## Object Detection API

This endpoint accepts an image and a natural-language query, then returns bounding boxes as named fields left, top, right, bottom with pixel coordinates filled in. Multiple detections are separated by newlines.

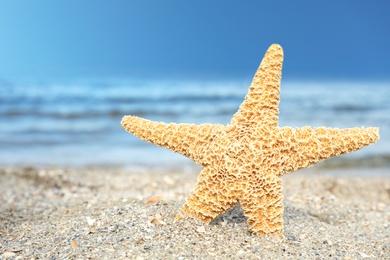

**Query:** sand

left=0, top=166, right=389, bottom=259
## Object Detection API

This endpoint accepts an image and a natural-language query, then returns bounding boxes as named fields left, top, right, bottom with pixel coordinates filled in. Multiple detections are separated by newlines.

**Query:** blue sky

left=0, top=1, right=389, bottom=81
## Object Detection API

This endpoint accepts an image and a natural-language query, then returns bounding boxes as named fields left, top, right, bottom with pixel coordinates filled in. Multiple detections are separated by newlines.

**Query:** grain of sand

left=0, top=166, right=389, bottom=259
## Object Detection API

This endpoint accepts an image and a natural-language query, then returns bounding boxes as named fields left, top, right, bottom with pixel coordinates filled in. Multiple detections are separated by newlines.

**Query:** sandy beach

left=0, top=166, right=389, bottom=259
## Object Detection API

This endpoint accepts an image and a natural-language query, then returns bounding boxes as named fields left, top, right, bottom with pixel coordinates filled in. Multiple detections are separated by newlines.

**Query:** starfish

left=121, top=44, right=379, bottom=235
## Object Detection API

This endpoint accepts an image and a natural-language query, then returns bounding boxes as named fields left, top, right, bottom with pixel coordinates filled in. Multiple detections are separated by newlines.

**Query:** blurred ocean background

left=0, top=2, right=389, bottom=171
left=1, top=79, right=389, bottom=170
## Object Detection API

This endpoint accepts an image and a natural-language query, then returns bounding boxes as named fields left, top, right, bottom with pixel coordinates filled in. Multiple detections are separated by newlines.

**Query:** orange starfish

left=121, top=44, right=379, bottom=235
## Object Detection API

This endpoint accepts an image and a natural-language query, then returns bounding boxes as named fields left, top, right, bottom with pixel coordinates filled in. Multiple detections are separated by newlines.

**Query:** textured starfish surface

left=121, top=44, right=379, bottom=235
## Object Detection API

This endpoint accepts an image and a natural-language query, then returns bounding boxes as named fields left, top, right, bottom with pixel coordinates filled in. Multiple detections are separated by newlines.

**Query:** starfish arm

left=278, top=126, right=380, bottom=176
left=230, top=44, right=283, bottom=129
left=121, top=115, right=222, bottom=164
left=178, top=167, right=237, bottom=223
left=240, top=175, right=284, bottom=235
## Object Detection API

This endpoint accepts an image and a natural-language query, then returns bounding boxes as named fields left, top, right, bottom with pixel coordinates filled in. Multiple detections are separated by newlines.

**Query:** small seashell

left=145, top=195, right=164, bottom=204
left=86, top=216, right=96, bottom=226
left=88, top=229, right=99, bottom=234
left=163, top=176, right=175, bottom=185
left=237, top=250, right=245, bottom=255
left=149, top=213, right=167, bottom=226
left=196, top=226, right=206, bottom=233
left=150, top=217, right=167, bottom=226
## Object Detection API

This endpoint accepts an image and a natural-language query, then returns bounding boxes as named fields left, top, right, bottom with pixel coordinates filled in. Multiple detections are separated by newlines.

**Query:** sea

left=1, top=78, right=389, bottom=171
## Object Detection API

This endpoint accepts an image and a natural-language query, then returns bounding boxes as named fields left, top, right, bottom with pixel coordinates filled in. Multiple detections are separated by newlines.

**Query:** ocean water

left=0, top=79, right=389, bottom=170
